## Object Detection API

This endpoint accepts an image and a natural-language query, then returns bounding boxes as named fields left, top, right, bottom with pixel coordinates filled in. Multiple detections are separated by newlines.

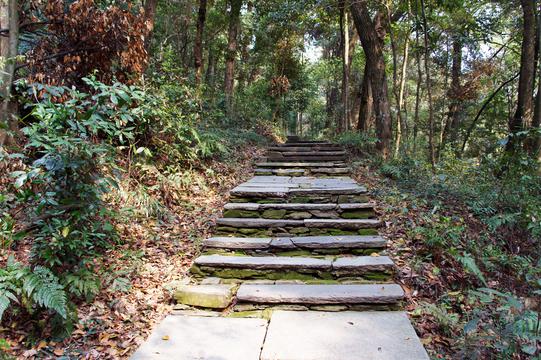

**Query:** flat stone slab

left=131, top=315, right=267, bottom=360
left=255, top=162, right=346, bottom=168
left=260, top=311, right=429, bottom=360
left=202, top=235, right=386, bottom=251
left=195, top=254, right=332, bottom=270
left=204, top=237, right=272, bottom=249
left=291, top=235, right=386, bottom=249
left=304, top=218, right=381, bottom=229
left=333, top=256, right=395, bottom=272
left=237, top=284, right=404, bottom=304
left=217, top=218, right=304, bottom=228
left=216, top=218, right=380, bottom=229
left=194, top=254, right=394, bottom=273
left=174, top=284, right=235, bottom=309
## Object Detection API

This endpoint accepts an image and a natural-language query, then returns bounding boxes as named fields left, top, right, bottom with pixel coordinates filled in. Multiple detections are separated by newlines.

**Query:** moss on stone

left=285, top=211, right=312, bottom=219
left=340, top=210, right=375, bottom=219
left=351, top=248, right=382, bottom=255
left=223, top=209, right=260, bottom=218
left=262, top=209, right=287, bottom=219
left=358, top=229, right=378, bottom=235
left=290, top=227, right=310, bottom=234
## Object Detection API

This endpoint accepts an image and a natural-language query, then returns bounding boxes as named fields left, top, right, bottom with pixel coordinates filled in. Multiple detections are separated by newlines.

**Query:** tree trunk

left=0, top=0, right=19, bottom=147
left=442, top=36, right=463, bottom=151
left=357, top=62, right=373, bottom=132
left=350, top=2, right=393, bottom=158
left=420, top=0, right=436, bottom=169
left=224, top=0, right=242, bottom=116
left=143, top=0, right=158, bottom=50
left=528, top=1, right=541, bottom=158
left=388, top=4, right=410, bottom=157
left=339, top=0, right=350, bottom=133
left=194, top=0, right=208, bottom=86
left=507, top=0, right=536, bottom=152
left=205, top=44, right=217, bottom=90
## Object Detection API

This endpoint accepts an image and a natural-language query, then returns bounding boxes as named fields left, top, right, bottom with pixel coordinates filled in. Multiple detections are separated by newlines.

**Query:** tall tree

left=507, top=0, right=536, bottom=152
left=194, top=0, right=208, bottom=86
left=339, top=0, right=349, bottom=133
left=224, top=0, right=242, bottom=116
left=420, top=0, right=436, bottom=169
left=0, top=0, right=19, bottom=146
left=350, top=1, right=393, bottom=158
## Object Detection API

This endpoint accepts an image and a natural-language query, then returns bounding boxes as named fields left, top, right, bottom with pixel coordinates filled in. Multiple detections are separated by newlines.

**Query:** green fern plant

left=0, top=258, right=67, bottom=321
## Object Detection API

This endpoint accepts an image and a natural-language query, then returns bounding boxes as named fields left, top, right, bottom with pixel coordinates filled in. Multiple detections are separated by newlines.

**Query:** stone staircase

left=132, top=138, right=428, bottom=360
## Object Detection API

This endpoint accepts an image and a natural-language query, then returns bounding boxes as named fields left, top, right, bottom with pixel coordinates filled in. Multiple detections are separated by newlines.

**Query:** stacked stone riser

left=191, top=265, right=393, bottom=282
left=255, top=168, right=350, bottom=176
left=229, top=194, right=369, bottom=204
left=223, top=207, right=375, bottom=220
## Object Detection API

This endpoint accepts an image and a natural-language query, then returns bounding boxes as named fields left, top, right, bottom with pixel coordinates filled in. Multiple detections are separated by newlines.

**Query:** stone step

left=191, top=254, right=395, bottom=280
left=223, top=202, right=376, bottom=220
left=229, top=177, right=366, bottom=204
left=255, top=167, right=350, bottom=176
left=255, top=161, right=346, bottom=168
left=236, top=283, right=404, bottom=305
left=215, top=218, right=381, bottom=237
left=266, top=156, right=347, bottom=162
left=203, top=235, right=386, bottom=255
left=268, top=150, right=346, bottom=156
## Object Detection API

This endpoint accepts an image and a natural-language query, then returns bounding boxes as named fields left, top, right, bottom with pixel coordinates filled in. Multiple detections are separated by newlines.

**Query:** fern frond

left=23, top=266, right=68, bottom=319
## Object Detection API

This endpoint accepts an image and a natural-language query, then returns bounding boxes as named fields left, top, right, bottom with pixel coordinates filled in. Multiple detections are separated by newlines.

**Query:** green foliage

left=0, top=258, right=68, bottom=321
left=335, top=131, right=378, bottom=154
left=466, top=288, right=541, bottom=357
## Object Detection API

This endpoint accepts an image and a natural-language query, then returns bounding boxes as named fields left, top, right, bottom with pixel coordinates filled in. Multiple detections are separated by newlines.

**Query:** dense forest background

left=0, top=0, right=540, bottom=358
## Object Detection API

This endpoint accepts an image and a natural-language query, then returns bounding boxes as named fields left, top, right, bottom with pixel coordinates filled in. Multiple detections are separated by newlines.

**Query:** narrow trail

left=132, top=137, right=429, bottom=359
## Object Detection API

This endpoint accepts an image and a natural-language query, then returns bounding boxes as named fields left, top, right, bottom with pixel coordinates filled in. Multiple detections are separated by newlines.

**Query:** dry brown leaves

left=2, top=146, right=264, bottom=359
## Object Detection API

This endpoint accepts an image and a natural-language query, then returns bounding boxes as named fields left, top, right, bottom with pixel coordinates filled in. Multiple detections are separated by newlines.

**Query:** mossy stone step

left=203, top=235, right=386, bottom=252
left=255, top=162, right=346, bottom=168
left=192, top=254, right=395, bottom=280
left=223, top=202, right=375, bottom=220
left=236, top=283, right=404, bottom=304
left=255, top=168, right=350, bottom=176
left=216, top=218, right=381, bottom=229
left=174, top=284, right=236, bottom=309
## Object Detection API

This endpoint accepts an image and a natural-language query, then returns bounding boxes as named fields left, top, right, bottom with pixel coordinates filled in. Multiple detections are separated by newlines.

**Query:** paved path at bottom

left=132, top=310, right=428, bottom=360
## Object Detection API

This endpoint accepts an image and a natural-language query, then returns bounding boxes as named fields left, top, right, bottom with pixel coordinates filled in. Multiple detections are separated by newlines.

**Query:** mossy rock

left=290, top=227, right=310, bottom=234
left=285, top=211, right=312, bottom=219
left=351, top=248, right=382, bottom=255
left=340, top=210, right=375, bottom=219
left=262, top=209, right=287, bottom=219
left=223, top=209, right=261, bottom=218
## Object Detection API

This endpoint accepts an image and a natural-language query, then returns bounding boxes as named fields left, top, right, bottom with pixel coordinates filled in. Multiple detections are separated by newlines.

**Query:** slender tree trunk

left=420, top=0, right=436, bottom=169
left=194, top=0, right=207, bottom=86
left=0, top=0, right=18, bottom=147
left=205, top=44, right=217, bottom=90
left=529, top=1, right=541, bottom=158
left=357, top=62, right=373, bottom=132
left=348, top=29, right=359, bottom=128
left=388, top=4, right=410, bottom=157
left=507, top=0, right=536, bottom=152
left=339, top=0, right=350, bottom=133
left=350, top=1, right=393, bottom=158
left=442, top=36, right=463, bottom=151
left=224, top=0, right=242, bottom=117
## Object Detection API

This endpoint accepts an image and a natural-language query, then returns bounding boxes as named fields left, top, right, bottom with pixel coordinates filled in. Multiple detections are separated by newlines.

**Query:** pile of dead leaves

left=1, top=146, right=264, bottom=358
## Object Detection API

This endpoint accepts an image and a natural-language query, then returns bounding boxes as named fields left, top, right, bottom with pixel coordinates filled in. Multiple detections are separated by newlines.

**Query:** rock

left=217, top=218, right=303, bottom=228
left=174, top=284, right=236, bottom=309
left=194, top=254, right=332, bottom=271
left=262, top=209, right=287, bottom=219
left=332, top=256, right=395, bottom=272
left=269, top=237, right=296, bottom=249
left=200, top=277, right=222, bottom=285
left=223, top=209, right=260, bottom=218
left=203, top=237, right=271, bottom=250
left=236, top=284, right=404, bottom=304
left=290, top=235, right=386, bottom=249
left=260, top=311, right=429, bottom=360
left=304, top=219, right=382, bottom=229
left=285, top=211, right=312, bottom=219
left=309, top=210, right=340, bottom=219
left=340, top=210, right=375, bottom=219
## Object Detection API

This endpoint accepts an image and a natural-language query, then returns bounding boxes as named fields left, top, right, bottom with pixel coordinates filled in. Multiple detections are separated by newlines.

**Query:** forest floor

left=1, top=146, right=264, bottom=359
left=3, top=147, right=512, bottom=359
